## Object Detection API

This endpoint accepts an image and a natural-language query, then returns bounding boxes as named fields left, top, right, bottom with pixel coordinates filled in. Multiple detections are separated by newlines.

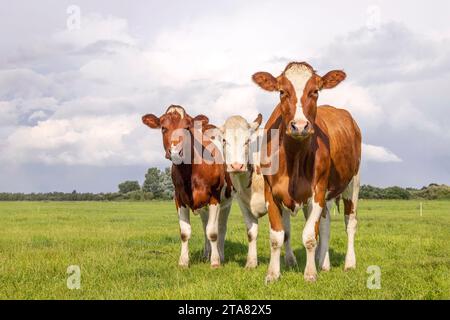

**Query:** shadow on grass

left=190, top=240, right=270, bottom=267
left=292, top=247, right=346, bottom=273
left=224, top=240, right=270, bottom=267
left=174, top=235, right=347, bottom=271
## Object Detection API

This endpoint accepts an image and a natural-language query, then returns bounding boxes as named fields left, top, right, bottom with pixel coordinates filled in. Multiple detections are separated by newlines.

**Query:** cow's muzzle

left=288, top=120, right=313, bottom=139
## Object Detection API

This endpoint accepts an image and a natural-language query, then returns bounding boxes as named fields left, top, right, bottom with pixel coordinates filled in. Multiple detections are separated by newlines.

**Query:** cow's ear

left=252, top=72, right=278, bottom=92
left=142, top=114, right=160, bottom=128
left=250, top=113, right=263, bottom=131
left=320, top=70, right=346, bottom=89
left=193, top=114, right=209, bottom=125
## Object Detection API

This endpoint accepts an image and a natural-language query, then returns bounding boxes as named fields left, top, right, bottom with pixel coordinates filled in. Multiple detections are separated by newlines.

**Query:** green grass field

left=0, top=200, right=449, bottom=300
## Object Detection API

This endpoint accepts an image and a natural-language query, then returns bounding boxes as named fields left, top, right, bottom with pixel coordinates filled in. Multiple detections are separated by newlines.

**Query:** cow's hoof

left=178, top=261, right=189, bottom=268
left=344, top=256, right=356, bottom=271
left=211, top=262, right=221, bottom=269
left=320, top=256, right=331, bottom=271
left=265, top=272, right=280, bottom=285
left=245, top=259, right=258, bottom=269
left=285, top=254, right=298, bottom=268
left=304, top=272, right=317, bottom=282
left=344, top=264, right=356, bottom=271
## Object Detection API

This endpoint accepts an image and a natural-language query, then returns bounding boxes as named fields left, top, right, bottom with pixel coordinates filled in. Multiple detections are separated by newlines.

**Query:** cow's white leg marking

left=244, top=209, right=259, bottom=268
left=266, top=228, right=284, bottom=284
left=235, top=195, right=259, bottom=268
left=246, top=221, right=258, bottom=268
left=343, top=172, right=360, bottom=271
left=282, top=209, right=297, bottom=267
left=316, top=200, right=332, bottom=271
left=178, top=206, right=191, bottom=267
left=207, top=203, right=221, bottom=268
left=302, top=198, right=323, bottom=282
left=344, top=212, right=357, bottom=270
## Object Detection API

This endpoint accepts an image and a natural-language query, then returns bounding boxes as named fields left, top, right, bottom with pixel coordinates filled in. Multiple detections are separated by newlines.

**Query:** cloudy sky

left=1, top=0, right=449, bottom=192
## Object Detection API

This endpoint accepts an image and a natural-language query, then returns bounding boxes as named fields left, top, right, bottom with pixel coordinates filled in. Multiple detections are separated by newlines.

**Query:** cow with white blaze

left=252, top=62, right=362, bottom=283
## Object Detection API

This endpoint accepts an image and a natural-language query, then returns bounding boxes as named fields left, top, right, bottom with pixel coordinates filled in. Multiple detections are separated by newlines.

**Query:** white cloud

left=317, top=22, right=450, bottom=85
left=0, top=101, right=18, bottom=126
left=362, top=143, right=402, bottom=163
left=2, top=114, right=158, bottom=166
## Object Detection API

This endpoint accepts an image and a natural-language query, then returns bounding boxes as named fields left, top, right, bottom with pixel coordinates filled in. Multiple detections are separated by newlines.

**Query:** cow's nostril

left=290, top=121, right=298, bottom=132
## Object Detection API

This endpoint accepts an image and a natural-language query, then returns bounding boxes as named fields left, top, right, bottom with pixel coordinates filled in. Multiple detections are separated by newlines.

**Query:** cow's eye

left=280, top=90, right=285, bottom=97
left=310, top=90, right=319, bottom=98
left=161, top=127, right=168, bottom=133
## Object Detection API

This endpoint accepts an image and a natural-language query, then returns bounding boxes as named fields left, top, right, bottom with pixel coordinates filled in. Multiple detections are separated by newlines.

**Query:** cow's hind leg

left=282, top=209, right=297, bottom=268
left=342, top=172, right=360, bottom=271
left=199, top=208, right=211, bottom=261
left=316, top=200, right=332, bottom=271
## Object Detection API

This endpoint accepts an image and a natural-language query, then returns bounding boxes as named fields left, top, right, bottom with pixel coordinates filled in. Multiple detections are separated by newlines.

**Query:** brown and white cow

left=142, top=105, right=233, bottom=268
left=252, top=62, right=362, bottom=282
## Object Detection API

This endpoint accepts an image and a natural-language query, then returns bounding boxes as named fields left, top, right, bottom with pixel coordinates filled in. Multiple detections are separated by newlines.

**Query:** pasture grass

left=0, top=200, right=449, bottom=300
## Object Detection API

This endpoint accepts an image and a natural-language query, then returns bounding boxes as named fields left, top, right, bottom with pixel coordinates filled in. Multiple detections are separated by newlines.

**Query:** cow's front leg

left=178, top=205, right=191, bottom=268
left=206, top=202, right=221, bottom=268
left=237, top=198, right=259, bottom=268
left=302, top=192, right=325, bottom=282
left=265, top=185, right=284, bottom=284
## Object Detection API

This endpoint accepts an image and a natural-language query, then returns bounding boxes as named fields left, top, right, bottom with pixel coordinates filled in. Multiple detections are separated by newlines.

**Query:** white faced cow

left=219, top=115, right=297, bottom=268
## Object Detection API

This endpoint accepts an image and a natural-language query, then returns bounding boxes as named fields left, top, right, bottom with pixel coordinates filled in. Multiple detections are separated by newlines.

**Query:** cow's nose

left=289, top=120, right=310, bottom=135
left=231, top=163, right=245, bottom=171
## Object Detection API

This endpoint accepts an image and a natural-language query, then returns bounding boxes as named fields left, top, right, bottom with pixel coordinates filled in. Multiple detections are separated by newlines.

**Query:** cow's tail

left=335, top=196, right=341, bottom=214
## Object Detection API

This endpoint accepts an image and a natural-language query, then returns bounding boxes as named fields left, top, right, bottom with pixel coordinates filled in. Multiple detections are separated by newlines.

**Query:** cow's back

left=316, top=105, right=361, bottom=198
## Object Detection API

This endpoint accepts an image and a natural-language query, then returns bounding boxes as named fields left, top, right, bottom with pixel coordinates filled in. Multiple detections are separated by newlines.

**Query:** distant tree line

left=359, top=184, right=450, bottom=200
left=0, top=170, right=448, bottom=201
left=0, top=167, right=174, bottom=201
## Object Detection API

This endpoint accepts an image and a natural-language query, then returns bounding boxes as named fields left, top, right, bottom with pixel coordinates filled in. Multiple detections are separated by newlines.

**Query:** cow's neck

left=282, top=132, right=313, bottom=180
left=172, top=163, right=192, bottom=189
